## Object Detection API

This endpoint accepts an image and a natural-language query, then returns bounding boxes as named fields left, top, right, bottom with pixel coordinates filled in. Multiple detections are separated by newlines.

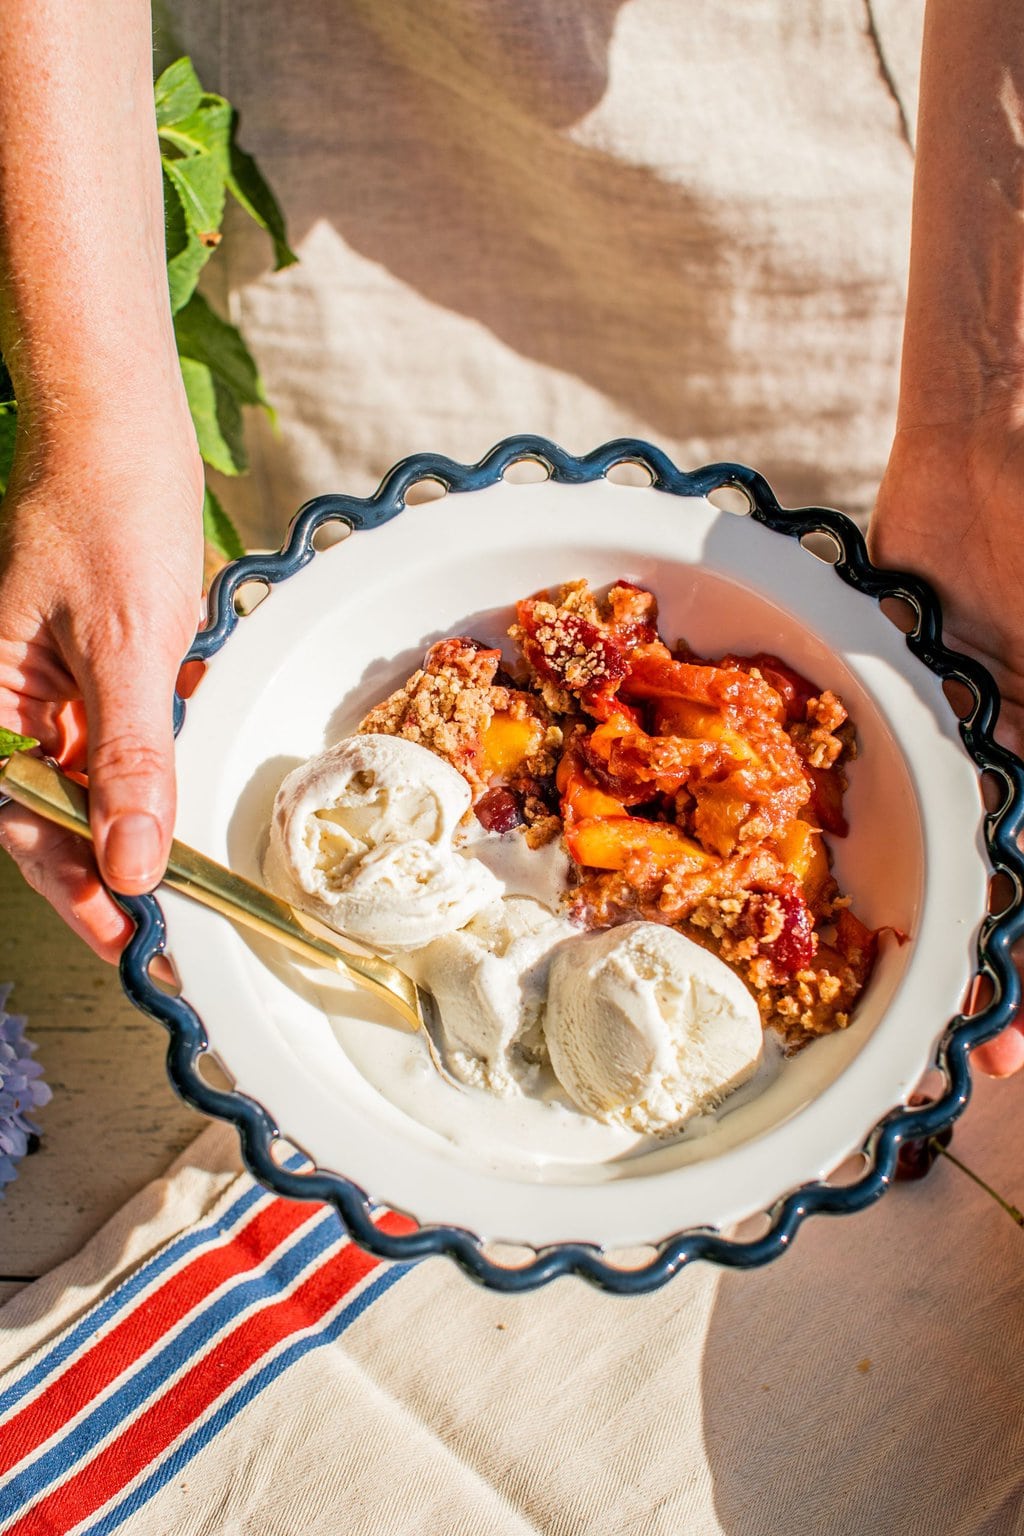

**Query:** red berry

left=747, top=886, right=816, bottom=975
left=517, top=600, right=628, bottom=704
left=771, top=892, right=817, bottom=973
left=894, top=1095, right=953, bottom=1182
left=474, top=787, right=523, bottom=834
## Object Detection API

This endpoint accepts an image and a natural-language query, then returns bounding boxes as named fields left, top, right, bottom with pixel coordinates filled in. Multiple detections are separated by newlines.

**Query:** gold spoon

left=0, top=752, right=460, bottom=1087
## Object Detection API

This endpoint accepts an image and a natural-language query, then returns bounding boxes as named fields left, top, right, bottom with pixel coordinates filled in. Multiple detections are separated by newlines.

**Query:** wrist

left=7, top=318, right=184, bottom=422
left=888, top=406, right=1024, bottom=466
left=895, top=330, right=1024, bottom=438
left=876, top=416, right=1024, bottom=564
left=5, top=393, right=203, bottom=510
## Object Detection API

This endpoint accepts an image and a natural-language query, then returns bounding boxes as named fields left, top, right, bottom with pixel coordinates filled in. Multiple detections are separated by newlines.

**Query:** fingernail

left=103, top=813, right=164, bottom=890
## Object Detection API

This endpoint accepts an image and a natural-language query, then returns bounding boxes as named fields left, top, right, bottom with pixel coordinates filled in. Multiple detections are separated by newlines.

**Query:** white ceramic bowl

left=166, top=472, right=987, bottom=1252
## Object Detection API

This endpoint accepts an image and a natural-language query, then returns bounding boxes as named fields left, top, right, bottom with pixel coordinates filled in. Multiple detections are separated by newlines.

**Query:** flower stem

left=932, top=1140, right=1024, bottom=1228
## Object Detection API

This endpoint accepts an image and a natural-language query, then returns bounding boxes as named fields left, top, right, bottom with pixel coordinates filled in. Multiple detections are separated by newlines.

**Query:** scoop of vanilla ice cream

left=544, top=922, right=762, bottom=1134
left=263, top=734, right=499, bottom=949
left=409, top=897, right=577, bottom=1095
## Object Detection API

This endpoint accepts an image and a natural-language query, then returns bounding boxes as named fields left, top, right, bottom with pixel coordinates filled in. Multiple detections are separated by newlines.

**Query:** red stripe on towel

left=0, top=1196, right=317, bottom=1475
left=4, top=1210, right=413, bottom=1536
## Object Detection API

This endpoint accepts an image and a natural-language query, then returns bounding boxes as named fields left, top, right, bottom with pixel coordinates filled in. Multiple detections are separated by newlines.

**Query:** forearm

left=898, top=0, right=1024, bottom=431
left=0, top=0, right=184, bottom=447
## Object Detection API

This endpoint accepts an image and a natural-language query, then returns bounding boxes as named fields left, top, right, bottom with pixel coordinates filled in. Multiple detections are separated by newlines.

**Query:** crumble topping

left=790, top=690, right=849, bottom=769
left=358, top=579, right=881, bottom=1046
left=358, top=638, right=504, bottom=800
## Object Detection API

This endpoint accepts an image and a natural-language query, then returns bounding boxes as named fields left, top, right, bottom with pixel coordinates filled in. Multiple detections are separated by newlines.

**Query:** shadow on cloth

left=156, top=0, right=910, bottom=526
left=700, top=1074, right=1024, bottom=1535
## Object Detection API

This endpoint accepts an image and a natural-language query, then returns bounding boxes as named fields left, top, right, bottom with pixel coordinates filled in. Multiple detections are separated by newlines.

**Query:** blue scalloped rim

left=120, top=435, right=1024, bottom=1293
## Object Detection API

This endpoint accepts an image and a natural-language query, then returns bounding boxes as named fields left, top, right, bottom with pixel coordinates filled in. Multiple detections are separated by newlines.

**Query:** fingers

left=0, top=686, right=68, bottom=752
left=0, top=804, right=134, bottom=963
left=77, top=641, right=181, bottom=896
left=972, top=1019, right=1024, bottom=1078
left=54, top=697, right=89, bottom=771
left=971, top=939, right=1024, bottom=1077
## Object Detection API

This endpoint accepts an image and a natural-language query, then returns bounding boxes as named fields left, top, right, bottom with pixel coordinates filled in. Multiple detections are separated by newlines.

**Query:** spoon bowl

left=0, top=752, right=463, bottom=1089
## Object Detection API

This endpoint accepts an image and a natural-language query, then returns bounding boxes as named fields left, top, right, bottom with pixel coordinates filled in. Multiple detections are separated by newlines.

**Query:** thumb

left=80, top=644, right=180, bottom=896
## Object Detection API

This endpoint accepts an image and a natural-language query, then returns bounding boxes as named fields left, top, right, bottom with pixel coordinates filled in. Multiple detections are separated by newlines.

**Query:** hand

left=0, top=416, right=204, bottom=961
left=871, top=418, right=1024, bottom=1076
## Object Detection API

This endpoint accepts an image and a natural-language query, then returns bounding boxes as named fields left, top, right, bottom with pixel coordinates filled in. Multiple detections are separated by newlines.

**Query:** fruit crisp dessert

left=357, top=577, right=882, bottom=1050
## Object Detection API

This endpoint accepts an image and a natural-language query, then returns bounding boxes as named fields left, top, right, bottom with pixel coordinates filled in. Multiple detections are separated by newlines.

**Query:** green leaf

left=154, top=57, right=291, bottom=485
left=202, top=484, right=246, bottom=562
left=0, top=728, right=39, bottom=756
left=154, top=57, right=202, bottom=128
left=166, top=228, right=211, bottom=315
left=159, top=93, right=232, bottom=171
left=226, top=112, right=298, bottom=270
left=163, top=152, right=226, bottom=240
left=163, top=171, right=213, bottom=313
left=180, top=356, right=247, bottom=476
left=174, top=292, right=270, bottom=411
left=0, top=404, right=16, bottom=496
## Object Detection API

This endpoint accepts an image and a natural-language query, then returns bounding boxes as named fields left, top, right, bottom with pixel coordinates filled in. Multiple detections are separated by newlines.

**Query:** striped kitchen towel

left=3, top=1075, right=1024, bottom=1536
left=0, top=1132, right=415, bottom=1535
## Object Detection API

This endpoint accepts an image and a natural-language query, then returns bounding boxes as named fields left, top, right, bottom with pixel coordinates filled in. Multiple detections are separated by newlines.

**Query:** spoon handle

left=0, top=752, right=424, bottom=1033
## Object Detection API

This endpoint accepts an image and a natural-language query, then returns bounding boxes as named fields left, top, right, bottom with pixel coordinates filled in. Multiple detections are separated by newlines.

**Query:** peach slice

left=480, top=710, right=545, bottom=782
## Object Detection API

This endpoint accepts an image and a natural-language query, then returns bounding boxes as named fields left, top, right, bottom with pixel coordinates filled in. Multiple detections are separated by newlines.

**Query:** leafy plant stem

left=933, top=1140, right=1024, bottom=1228
left=0, top=56, right=295, bottom=556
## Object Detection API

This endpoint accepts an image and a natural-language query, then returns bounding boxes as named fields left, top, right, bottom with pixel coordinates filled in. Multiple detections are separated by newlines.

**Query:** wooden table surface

left=0, top=855, right=202, bottom=1305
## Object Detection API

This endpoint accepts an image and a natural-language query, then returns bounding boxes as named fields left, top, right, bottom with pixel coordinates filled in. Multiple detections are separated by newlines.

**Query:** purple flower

left=0, top=985, right=50, bottom=1193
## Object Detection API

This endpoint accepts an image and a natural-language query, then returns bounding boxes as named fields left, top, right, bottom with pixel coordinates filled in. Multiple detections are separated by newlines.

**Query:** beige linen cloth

left=0, top=1071, right=1022, bottom=1536
left=154, top=0, right=925, bottom=543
